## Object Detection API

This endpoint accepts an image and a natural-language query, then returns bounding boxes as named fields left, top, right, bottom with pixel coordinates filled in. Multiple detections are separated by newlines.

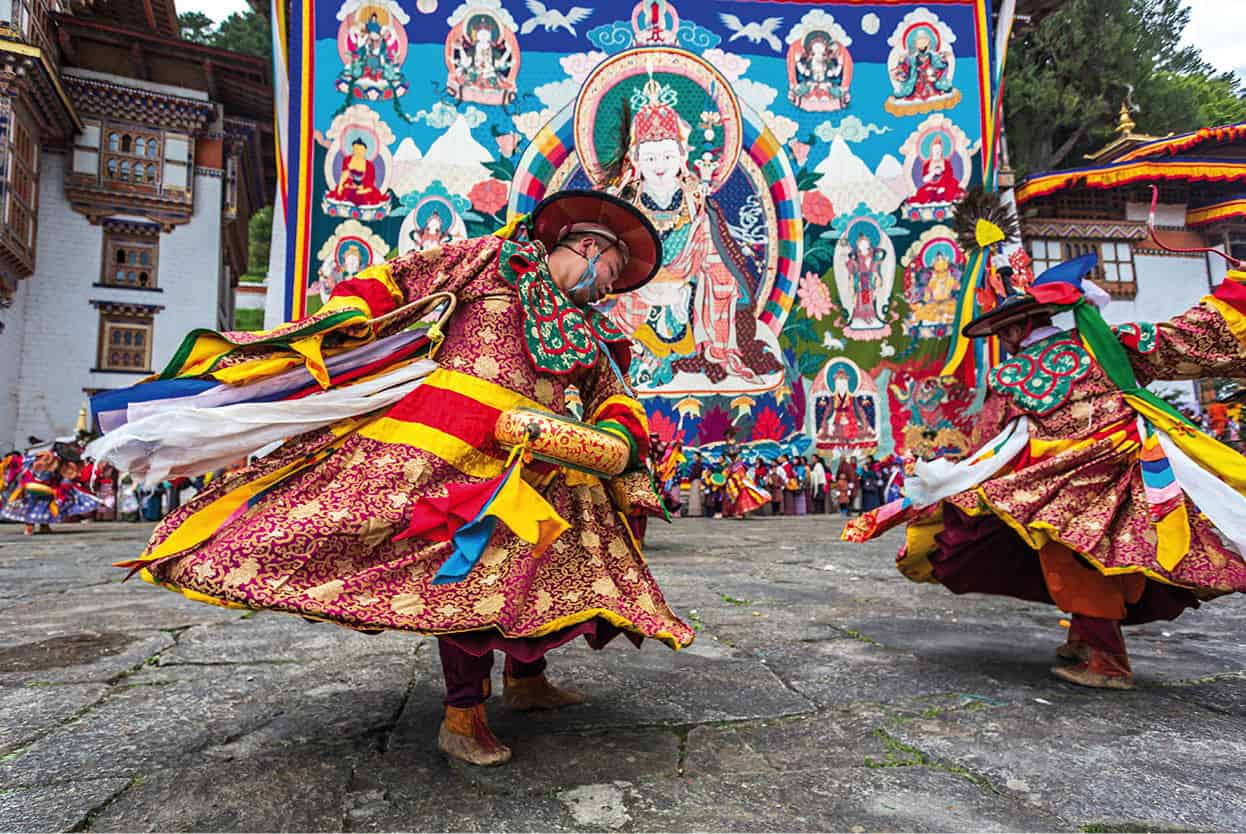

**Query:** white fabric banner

left=87, top=359, right=437, bottom=488
left=904, top=417, right=1030, bottom=508
left=1157, top=431, right=1246, bottom=557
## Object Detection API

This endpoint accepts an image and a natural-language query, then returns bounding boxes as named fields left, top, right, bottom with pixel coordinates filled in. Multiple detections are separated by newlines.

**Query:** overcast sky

left=178, top=0, right=1246, bottom=81
left=1181, top=0, right=1246, bottom=80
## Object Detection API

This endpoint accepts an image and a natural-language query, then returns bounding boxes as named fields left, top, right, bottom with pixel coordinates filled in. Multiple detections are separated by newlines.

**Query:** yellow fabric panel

left=486, top=465, right=569, bottom=557
left=178, top=333, right=242, bottom=378
left=1154, top=502, right=1192, bottom=572
left=290, top=334, right=331, bottom=389
left=208, top=355, right=303, bottom=385
left=359, top=418, right=507, bottom=479
left=1204, top=294, right=1246, bottom=354
left=422, top=368, right=545, bottom=413
left=1127, top=394, right=1246, bottom=494
left=898, top=513, right=943, bottom=583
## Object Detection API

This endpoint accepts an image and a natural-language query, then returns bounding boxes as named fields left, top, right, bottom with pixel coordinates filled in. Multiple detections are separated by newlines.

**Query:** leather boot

left=1050, top=644, right=1134, bottom=690
left=437, top=703, right=511, bottom=766
left=502, top=672, right=585, bottom=711
left=1056, top=631, right=1090, bottom=663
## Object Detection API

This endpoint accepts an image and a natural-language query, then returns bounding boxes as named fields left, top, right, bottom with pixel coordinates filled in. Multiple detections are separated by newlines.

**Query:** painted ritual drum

left=494, top=408, right=630, bottom=478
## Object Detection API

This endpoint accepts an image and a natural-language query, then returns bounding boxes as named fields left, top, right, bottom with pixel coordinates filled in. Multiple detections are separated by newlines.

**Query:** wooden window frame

left=1025, top=237, right=1136, bottom=299
left=101, top=124, right=162, bottom=190
left=5, top=108, right=39, bottom=257
left=95, top=311, right=154, bottom=374
left=100, top=232, right=160, bottom=290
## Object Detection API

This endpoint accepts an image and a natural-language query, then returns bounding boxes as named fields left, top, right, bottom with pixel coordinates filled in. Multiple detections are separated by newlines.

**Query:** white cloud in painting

left=337, top=0, right=410, bottom=24
left=559, top=50, right=608, bottom=83
left=814, top=115, right=891, bottom=144
left=786, top=10, right=852, bottom=46
left=701, top=47, right=751, bottom=81
left=733, top=77, right=778, bottom=114
left=861, top=12, right=880, bottom=35
left=763, top=111, right=799, bottom=145
left=512, top=110, right=549, bottom=141
left=412, top=101, right=487, bottom=130
left=535, top=76, right=581, bottom=111
left=879, top=342, right=896, bottom=357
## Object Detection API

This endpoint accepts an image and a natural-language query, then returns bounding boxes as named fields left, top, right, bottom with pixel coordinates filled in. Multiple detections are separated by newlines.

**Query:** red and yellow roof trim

left=1015, top=159, right=1246, bottom=206
left=1116, top=122, right=1246, bottom=164
left=1187, top=196, right=1246, bottom=227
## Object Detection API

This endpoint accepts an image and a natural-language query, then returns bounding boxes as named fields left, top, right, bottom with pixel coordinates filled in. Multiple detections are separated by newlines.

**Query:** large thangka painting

left=282, top=0, right=996, bottom=457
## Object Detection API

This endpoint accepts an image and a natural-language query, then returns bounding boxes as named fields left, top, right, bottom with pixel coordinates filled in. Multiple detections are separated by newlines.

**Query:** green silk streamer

left=1067, top=298, right=1194, bottom=428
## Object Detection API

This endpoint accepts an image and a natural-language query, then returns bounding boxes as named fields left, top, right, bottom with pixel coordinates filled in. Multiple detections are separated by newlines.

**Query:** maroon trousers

left=438, top=638, right=547, bottom=708
left=1069, top=614, right=1126, bottom=653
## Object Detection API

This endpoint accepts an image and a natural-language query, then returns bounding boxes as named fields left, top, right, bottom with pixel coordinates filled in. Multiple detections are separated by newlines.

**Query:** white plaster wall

left=13, top=156, right=225, bottom=444
left=263, top=183, right=288, bottom=329
left=15, top=152, right=105, bottom=444
left=234, top=285, right=266, bottom=311
left=1124, top=201, right=1187, bottom=226
left=152, top=173, right=224, bottom=368
left=1100, top=253, right=1211, bottom=411
left=0, top=275, right=31, bottom=450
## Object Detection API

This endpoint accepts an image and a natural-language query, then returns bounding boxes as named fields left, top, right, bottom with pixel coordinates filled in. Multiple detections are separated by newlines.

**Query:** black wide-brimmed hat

left=961, top=294, right=1064, bottom=338
left=962, top=253, right=1099, bottom=338
left=528, top=189, right=662, bottom=293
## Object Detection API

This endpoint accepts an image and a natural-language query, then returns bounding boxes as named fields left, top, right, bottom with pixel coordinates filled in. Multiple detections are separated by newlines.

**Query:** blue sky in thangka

left=179, top=0, right=1246, bottom=82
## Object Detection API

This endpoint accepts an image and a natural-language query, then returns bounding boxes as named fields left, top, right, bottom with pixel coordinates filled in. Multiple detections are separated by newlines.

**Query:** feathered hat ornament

left=952, top=186, right=1021, bottom=308
left=952, top=186, right=1020, bottom=255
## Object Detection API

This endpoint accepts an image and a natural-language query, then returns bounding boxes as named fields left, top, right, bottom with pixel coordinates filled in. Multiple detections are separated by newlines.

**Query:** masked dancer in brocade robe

left=722, top=453, right=768, bottom=519
left=2, top=444, right=99, bottom=534
left=845, top=254, right=1246, bottom=690
left=87, top=191, right=694, bottom=766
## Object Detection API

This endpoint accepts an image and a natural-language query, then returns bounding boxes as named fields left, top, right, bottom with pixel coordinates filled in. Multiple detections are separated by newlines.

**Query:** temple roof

left=73, top=0, right=180, bottom=39
left=1015, top=120, right=1246, bottom=216
left=53, top=12, right=276, bottom=198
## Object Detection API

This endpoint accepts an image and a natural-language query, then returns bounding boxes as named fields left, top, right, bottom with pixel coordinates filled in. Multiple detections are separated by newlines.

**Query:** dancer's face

left=997, top=321, right=1028, bottom=354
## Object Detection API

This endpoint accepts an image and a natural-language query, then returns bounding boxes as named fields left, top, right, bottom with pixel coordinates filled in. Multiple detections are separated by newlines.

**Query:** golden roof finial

left=1116, top=101, right=1136, bottom=136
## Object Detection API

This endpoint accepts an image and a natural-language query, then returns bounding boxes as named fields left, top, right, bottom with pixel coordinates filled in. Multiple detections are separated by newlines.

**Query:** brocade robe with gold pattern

left=130, top=235, right=695, bottom=650
left=853, top=295, right=1246, bottom=603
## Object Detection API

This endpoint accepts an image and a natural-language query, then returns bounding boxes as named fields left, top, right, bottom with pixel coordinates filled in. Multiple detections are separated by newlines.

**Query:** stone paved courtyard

left=1, top=517, right=1244, bottom=832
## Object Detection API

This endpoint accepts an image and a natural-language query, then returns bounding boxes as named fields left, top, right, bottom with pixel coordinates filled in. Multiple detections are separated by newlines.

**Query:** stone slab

left=0, top=682, right=107, bottom=755
left=87, top=747, right=354, bottom=832
left=623, top=767, right=1069, bottom=832
left=0, top=777, right=133, bottom=833
left=889, top=689, right=1246, bottom=831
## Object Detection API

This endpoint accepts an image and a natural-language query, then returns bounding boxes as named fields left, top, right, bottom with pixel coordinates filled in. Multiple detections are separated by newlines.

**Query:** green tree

left=246, top=205, right=274, bottom=276
left=178, top=10, right=272, bottom=60
left=1004, top=0, right=1246, bottom=176
left=211, top=11, right=272, bottom=60
left=178, top=11, right=215, bottom=44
